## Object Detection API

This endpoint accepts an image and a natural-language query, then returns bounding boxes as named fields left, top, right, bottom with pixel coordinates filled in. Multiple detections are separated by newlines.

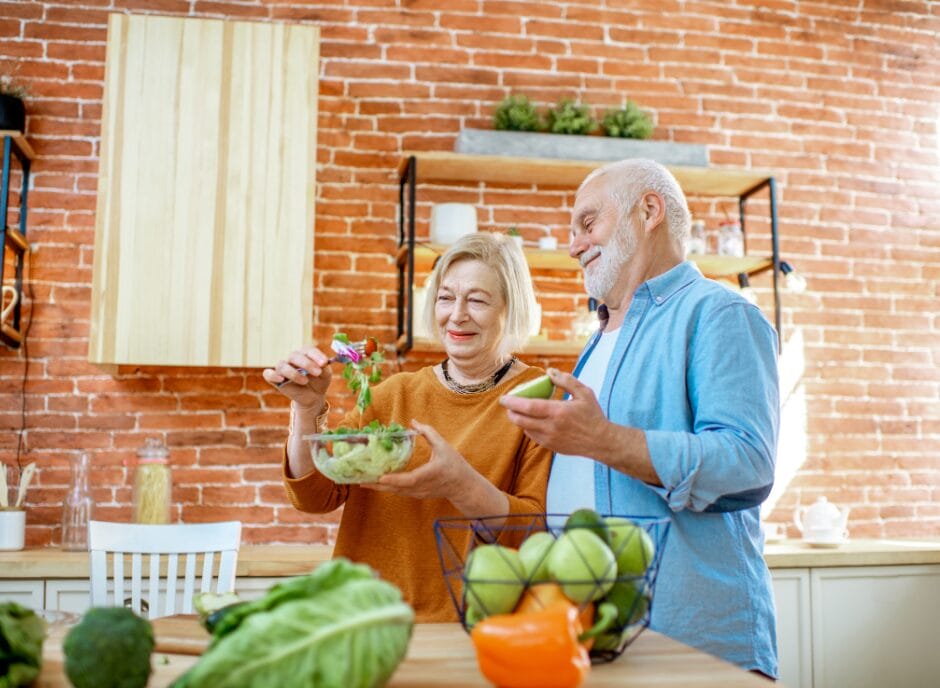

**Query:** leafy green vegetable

left=0, top=602, right=46, bottom=688
left=342, top=351, right=385, bottom=413
left=172, top=559, right=415, bottom=688
left=63, top=607, right=153, bottom=688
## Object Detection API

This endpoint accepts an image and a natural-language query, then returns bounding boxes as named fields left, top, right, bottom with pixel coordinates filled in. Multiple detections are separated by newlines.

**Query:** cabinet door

left=88, top=13, right=318, bottom=368
left=0, top=580, right=44, bottom=608
left=771, top=568, right=812, bottom=688
left=811, top=564, right=940, bottom=688
left=45, top=579, right=91, bottom=614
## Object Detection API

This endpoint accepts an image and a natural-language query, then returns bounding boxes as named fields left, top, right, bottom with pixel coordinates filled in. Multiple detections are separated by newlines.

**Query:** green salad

left=313, top=421, right=414, bottom=484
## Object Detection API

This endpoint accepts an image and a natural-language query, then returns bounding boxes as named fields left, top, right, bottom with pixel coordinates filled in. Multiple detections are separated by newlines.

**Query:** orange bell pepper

left=470, top=599, right=591, bottom=688
left=514, top=583, right=596, bottom=649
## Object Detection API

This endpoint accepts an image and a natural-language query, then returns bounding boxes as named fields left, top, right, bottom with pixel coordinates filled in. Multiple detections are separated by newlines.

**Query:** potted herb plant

left=602, top=101, right=654, bottom=140
left=545, top=98, right=598, bottom=135
left=456, top=93, right=707, bottom=167
left=0, top=76, right=27, bottom=133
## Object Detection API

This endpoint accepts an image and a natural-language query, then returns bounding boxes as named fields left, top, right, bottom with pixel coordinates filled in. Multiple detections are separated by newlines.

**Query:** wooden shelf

left=399, top=335, right=584, bottom=357
left=0, top=130, right=35, bottom=160
left=398, top=151, right=773, bottom=197
left=401, top=243, right=772, bottom=281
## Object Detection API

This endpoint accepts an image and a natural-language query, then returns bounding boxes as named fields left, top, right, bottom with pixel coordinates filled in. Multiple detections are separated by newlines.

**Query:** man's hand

left=500, top=368, right=661, bottom=486
left=499, top=368, right=609, bottom=457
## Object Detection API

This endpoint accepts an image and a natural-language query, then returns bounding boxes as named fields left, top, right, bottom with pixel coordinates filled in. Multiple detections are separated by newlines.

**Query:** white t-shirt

left=546, top=327, right=620, bottom=517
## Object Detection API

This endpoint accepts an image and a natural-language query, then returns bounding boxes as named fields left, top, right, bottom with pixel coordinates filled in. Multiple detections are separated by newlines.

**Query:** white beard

left=583, top=218, right=637, bottom=301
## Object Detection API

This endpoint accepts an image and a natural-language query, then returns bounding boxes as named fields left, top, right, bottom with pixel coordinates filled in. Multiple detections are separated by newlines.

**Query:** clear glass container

left=573, top=298, right=599, bottom=340
left=688, top=220, right=707, bottom=255
left=132, top=438, right=172, bottom=524
left=717, top=221, right=744, bottom=257
left=62, top=453, right=93, bottom=551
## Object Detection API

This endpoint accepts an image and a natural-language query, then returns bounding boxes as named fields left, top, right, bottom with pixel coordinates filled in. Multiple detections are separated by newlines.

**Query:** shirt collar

left=596, top=260, right=701, bottom=330
left=643, top=260, right=701, bottom=306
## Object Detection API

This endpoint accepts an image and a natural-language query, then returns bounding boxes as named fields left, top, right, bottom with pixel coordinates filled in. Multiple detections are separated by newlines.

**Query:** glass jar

left=688, top=220, right=707, bottom=255
left=132, top=438, right=172, bottom=524
left=573, top=298, right=599, bottom=340
left=62, top=453, right=94, bottom=551
left=717, top=221, right=744, bottom=257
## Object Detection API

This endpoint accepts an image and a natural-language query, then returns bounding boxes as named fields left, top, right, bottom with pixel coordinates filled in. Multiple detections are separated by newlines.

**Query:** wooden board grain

left=89, top=13, right=319, bottom=368
left=152, top=614, right=212, bottom=656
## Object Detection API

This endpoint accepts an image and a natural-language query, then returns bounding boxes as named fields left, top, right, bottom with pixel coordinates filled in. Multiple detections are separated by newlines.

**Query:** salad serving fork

left=275, top=339, right=367, bottom=388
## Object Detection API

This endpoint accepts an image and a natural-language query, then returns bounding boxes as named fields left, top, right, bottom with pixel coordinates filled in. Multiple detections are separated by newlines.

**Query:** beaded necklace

left=441, top=357, right=516, bottom=395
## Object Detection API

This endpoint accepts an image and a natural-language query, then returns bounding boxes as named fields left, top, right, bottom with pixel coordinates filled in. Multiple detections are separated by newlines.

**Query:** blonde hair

left=580, top=158, right=692, bottom=246
left=422, top=232, right=536, bottom=358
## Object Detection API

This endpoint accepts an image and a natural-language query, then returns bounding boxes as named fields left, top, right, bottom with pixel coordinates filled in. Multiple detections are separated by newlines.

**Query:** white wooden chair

left=89, top=520, right=241, bottom=619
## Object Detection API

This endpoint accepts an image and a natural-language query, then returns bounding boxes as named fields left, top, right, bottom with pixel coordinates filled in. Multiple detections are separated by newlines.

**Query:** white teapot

left=794, top=497, right=850, bottom=542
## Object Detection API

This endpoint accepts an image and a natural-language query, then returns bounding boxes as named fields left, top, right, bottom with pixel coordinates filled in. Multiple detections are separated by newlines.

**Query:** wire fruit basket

left=434, top=512, right=670, bottom=664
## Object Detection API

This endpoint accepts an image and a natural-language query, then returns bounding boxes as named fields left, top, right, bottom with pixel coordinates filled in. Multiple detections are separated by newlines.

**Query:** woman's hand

left=366, top=420, right=509, bottom=515
left=262, top=345, right=333, bottom=409
left=367, top=420, right=471, bottom=499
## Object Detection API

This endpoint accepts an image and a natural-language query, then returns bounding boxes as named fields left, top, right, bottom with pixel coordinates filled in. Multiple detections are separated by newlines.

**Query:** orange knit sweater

left=283, top=365, right=552, bottom=621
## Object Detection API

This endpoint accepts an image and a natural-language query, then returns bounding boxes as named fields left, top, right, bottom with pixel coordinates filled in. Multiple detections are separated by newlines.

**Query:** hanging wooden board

left=89, top=13, right=319, bottom=368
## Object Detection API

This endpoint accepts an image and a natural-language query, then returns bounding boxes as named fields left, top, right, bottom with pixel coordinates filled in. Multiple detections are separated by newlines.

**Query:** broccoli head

left=63, top=607, right=154, bottom=688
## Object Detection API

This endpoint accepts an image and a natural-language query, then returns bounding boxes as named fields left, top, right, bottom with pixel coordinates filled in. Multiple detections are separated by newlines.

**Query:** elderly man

left=501, top=158, right=779, bottom=678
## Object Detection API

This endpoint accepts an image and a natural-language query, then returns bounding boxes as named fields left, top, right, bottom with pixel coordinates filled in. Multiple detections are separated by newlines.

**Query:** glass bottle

left=62, top=453, right=93, bottom=551
left=132, top=438, right=172, bottom=524
left=718, top=221, right=744, bottom=257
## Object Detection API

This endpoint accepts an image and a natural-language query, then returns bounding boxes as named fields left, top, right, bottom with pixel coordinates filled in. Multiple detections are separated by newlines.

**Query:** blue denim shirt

left=574, top=261, right=779, bottom=677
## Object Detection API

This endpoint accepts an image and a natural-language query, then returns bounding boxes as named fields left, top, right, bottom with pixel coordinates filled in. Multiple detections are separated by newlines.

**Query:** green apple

left=463, top=544, right=525, bottom=616
left=507, top=374, right=554, bottom=399
left=564, top=508, right=611, bottom=546
left=547, top=528, right=617, bottom=604
left=518, top=531, right=554, bottom=583
left=605, top=517, right=655, bottom=576
left=604, top=581, right=649, bottom=629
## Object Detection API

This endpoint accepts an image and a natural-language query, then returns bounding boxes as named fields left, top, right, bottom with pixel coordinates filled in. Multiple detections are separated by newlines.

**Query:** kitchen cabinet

left=810, top=564, right=940, bottom=688
left=43, top=579, right=89, bottom=614
left=771, top=569, right=813, bottom=688
left=0, top=579, right=43, bottom=608
left=395, top=152, right=781, bottom=355
left=87, top=13, right=319, bottom=369
left=0, top=130, right=33, bottom=349
left=770, top=562, right=940, bottom=688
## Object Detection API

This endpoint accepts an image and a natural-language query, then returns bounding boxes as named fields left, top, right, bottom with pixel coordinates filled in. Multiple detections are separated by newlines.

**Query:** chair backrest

left=89, top=520, right=241, bottom=620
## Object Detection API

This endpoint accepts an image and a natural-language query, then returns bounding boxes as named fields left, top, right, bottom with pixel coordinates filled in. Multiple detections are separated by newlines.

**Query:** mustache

left=580, top=246, right=602, bottom=268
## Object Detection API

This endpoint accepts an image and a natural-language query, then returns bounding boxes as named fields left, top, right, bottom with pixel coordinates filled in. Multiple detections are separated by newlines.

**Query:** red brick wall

left=1, top=0, right=937, bottom=546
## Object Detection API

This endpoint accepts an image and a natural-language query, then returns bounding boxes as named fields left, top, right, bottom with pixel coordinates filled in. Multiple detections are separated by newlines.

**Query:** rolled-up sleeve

left=646, top=303, right=779, bottom=513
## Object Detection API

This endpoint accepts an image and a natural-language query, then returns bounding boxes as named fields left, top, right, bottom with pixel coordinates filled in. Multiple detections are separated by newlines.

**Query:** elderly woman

left=263, top=232, right=551, bottom=621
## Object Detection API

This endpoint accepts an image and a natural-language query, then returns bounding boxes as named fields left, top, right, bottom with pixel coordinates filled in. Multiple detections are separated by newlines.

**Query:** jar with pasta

left=132, top=438, right=172, bottom=524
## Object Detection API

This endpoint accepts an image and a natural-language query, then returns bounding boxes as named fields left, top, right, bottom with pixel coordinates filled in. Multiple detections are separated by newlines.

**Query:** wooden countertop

left=37, top=619, right=770, bottom=687
left=4, top=539, right=939, bottom=580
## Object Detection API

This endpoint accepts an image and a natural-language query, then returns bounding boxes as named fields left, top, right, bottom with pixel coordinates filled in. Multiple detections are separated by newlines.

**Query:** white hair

left=579, top=158, right=692, bottom=247
left=422, top=232, right=537, bottom=358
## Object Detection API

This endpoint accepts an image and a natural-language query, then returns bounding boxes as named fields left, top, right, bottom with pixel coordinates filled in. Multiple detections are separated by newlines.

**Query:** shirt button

left=655, top=296, right=664, bottom=304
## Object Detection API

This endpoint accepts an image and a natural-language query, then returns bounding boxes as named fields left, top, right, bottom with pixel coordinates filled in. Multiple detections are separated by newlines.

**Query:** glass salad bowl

left=305, top=428, right=418, bottom=484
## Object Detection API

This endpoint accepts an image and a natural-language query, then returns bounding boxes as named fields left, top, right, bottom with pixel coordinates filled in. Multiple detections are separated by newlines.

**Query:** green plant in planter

left=546, top=98, right=597, bottom=135
left=493, top=94, right=543, bottom=132
left=602, top=101, right=654, bottom=139
left=0, top=75, right=28, bottom=133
